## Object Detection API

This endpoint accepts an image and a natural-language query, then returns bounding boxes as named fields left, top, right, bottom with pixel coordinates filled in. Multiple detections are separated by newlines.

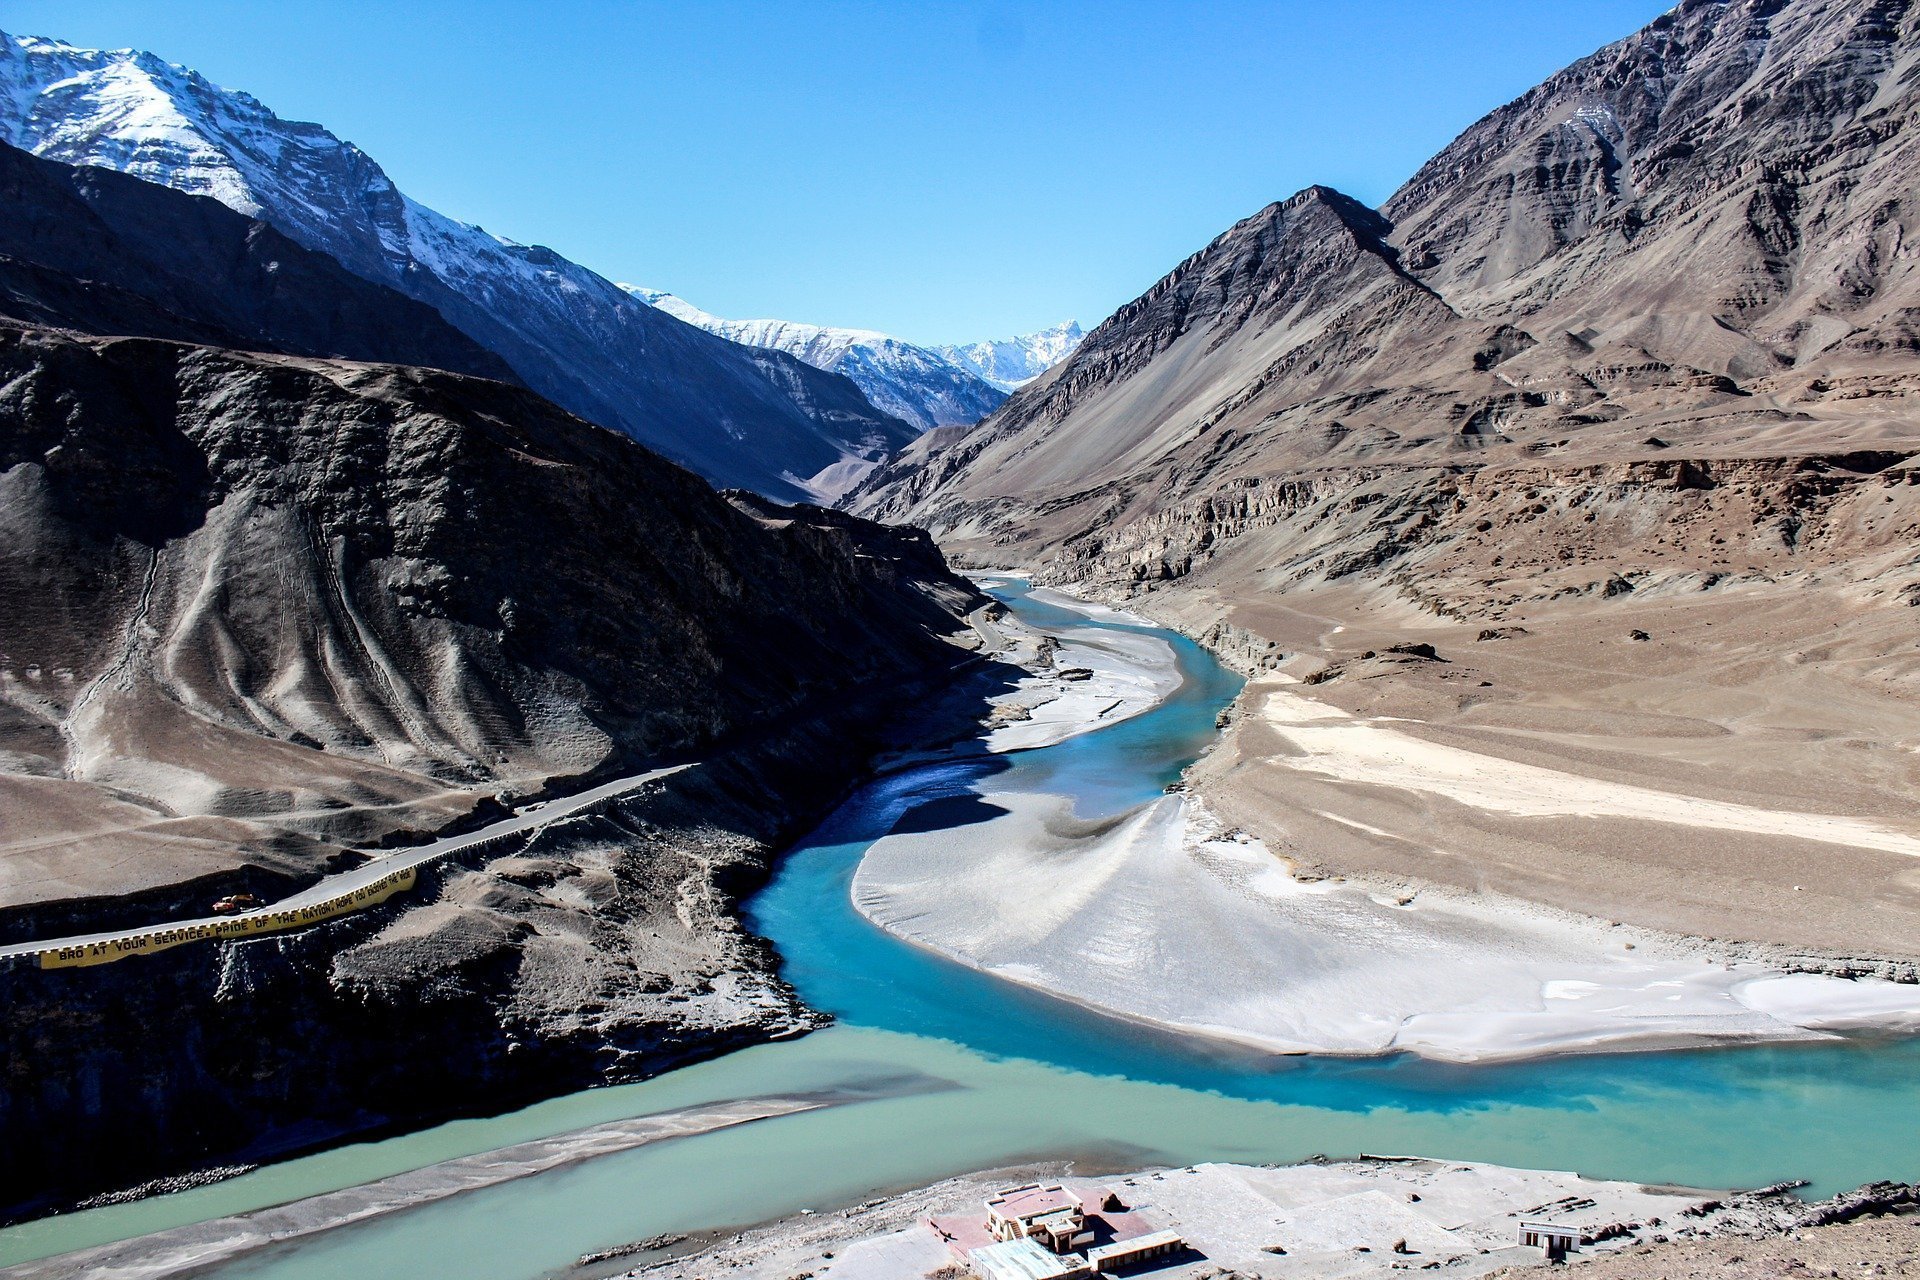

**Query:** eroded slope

left=850, top=0, right=1920, bottom=959
left=0, top=327, right=978, bottom=928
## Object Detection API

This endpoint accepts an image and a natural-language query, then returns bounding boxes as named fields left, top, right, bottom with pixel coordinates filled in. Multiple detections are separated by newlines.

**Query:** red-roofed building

left=986, top=1183, right=1096, bottom=1253
left=927, top=1180, right=1185, bottom=1273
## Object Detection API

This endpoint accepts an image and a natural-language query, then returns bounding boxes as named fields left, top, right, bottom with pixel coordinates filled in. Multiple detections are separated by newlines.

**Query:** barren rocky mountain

left=854, top=0, right=1920, bottom=958
left=0, top=325, right=979, bottom=931
left=0, top=31, right=917, bottom=504
left=0, top=139, right=516, bottom=378
left=0, top=319, right=992, bottom=1213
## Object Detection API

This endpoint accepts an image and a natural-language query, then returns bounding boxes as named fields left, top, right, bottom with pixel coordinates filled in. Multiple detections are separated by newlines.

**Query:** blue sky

left=14, top=1, right=1671, bottom=345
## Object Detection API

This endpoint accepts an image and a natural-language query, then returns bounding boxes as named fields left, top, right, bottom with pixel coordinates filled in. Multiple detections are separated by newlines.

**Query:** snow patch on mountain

left=0, top=29, right=913, bottom=504
left=933, top=321, right=1085, bottom=391
left=624, top=287, right=1007, bottom=432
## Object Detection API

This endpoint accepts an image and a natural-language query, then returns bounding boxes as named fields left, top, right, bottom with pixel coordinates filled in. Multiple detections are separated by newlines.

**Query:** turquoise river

left=3, top=581, right=1916, bottom=1277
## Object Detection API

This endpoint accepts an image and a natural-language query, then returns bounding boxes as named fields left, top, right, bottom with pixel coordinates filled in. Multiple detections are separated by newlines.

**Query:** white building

left=1519, top=1220, right=1583, bottom=1261
left=969, top=1237, right=1095, bottom=1280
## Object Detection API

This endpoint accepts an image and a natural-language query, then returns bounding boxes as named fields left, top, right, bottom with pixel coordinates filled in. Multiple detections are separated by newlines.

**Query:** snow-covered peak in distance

left=932, top=321, right=1086, bottom=392
left=0, top=30, right=913, bottom=505
left=623, top=286, right=1007, bottom=432
left=0, top=33, right=414, bottom=270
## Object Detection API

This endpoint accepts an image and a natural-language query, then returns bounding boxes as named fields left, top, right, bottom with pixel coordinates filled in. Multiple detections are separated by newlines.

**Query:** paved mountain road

left=0, top=763, right=693, bottom=964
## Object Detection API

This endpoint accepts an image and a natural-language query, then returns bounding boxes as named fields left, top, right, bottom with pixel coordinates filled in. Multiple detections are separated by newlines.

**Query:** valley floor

left=852, top=582, right=1920, bottom=1060
left=623, top=1157, right=1915, bottom=1280
left=1153, top=579, right=1920, bottom=966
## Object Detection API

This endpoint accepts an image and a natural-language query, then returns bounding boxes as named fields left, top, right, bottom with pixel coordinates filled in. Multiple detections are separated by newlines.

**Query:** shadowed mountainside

left=0, top=138, right=516, bottom=378
left=0, top=31, right=916, bottom=504
left=0, top=319, right=995, bottom=1216
left=0, top=325, right=980, bottom=926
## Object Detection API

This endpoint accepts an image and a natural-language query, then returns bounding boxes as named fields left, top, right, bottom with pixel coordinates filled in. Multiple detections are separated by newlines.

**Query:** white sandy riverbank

left=634, top=1155, right=1787, bottom=1280
left=854, top=589, right=1920, bottom=1062
left=972, top=580, right=1185, bottom=753
left=851, top=786, right=1920, bottom=1061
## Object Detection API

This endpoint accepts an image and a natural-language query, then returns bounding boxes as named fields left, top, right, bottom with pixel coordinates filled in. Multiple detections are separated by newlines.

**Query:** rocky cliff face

left=0, top=326, right=979, bottom=926
left=1387, top=0, right=1920, bottom=354
left=851, top=0, right=1920, bottom=616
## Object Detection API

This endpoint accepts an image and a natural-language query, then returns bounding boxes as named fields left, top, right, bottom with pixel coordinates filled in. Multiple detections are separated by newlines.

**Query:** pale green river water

left=3, top=580, right=1914, bottom=1277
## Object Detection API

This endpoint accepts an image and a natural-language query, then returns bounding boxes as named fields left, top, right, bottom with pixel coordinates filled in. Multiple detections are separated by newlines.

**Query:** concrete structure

left=934, top=1179, right=1185, bottom=1276
left=1519, top=1221, right=1583, bottom=1262
left=970, top=1238, right=1096, bottom=1280
left=1087, top=1229, right=1185, bottom=1272
left=987, top=1183, right=1096, bottom=1252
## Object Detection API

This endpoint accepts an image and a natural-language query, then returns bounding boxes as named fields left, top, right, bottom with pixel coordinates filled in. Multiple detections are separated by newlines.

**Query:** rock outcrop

left=0, top=323, right=988, bottom=1216
left=851, top=0, right=1920, bottom=614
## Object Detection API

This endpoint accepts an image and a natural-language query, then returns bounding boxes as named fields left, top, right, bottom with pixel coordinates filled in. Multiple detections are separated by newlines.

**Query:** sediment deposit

left=853, top=0, right=1920, bottom=967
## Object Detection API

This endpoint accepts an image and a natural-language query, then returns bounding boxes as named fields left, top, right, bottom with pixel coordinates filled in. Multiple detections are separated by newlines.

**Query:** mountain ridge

left=846, top=0, right=1920, bottom=983
left=0, top=30, right=912, bottom=503
left=854, top=0, right=1920, bottom=551
left=624, top=286, right=1009, bottom=433
left=0, top=138, right=519, bottom=379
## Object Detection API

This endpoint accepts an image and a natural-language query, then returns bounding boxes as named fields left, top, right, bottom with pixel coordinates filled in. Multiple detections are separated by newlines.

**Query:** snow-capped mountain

left=624, top=288, right=1006, bottom=432
left=932, top=322, right=1085, bottom=392
left=0, top=31, right=911, bottom=504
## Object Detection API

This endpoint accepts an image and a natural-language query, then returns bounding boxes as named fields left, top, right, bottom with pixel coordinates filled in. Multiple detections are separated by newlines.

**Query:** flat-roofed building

left=969, top=1237, right=1096, bottom=1280
left=986, top=1183, right=1096, bottom=1253
left=1519, top=1221, right=1583, bottom=1261
left=1086, top=1227, right=1184, bottom=1271
left=931, top=1179, right=1176, bottom=1273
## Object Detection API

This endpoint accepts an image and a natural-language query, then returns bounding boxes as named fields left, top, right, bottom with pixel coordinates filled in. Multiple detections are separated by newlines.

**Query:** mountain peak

left=1225, top=185, right=1394, bottom=254
left=622, top=285, right=1010, bottom=432
left=930, top=322, right=1085, bottom=392
left=0, top=28, right=916, bottom=505
left=855, top=0, right=1920, bottom=552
